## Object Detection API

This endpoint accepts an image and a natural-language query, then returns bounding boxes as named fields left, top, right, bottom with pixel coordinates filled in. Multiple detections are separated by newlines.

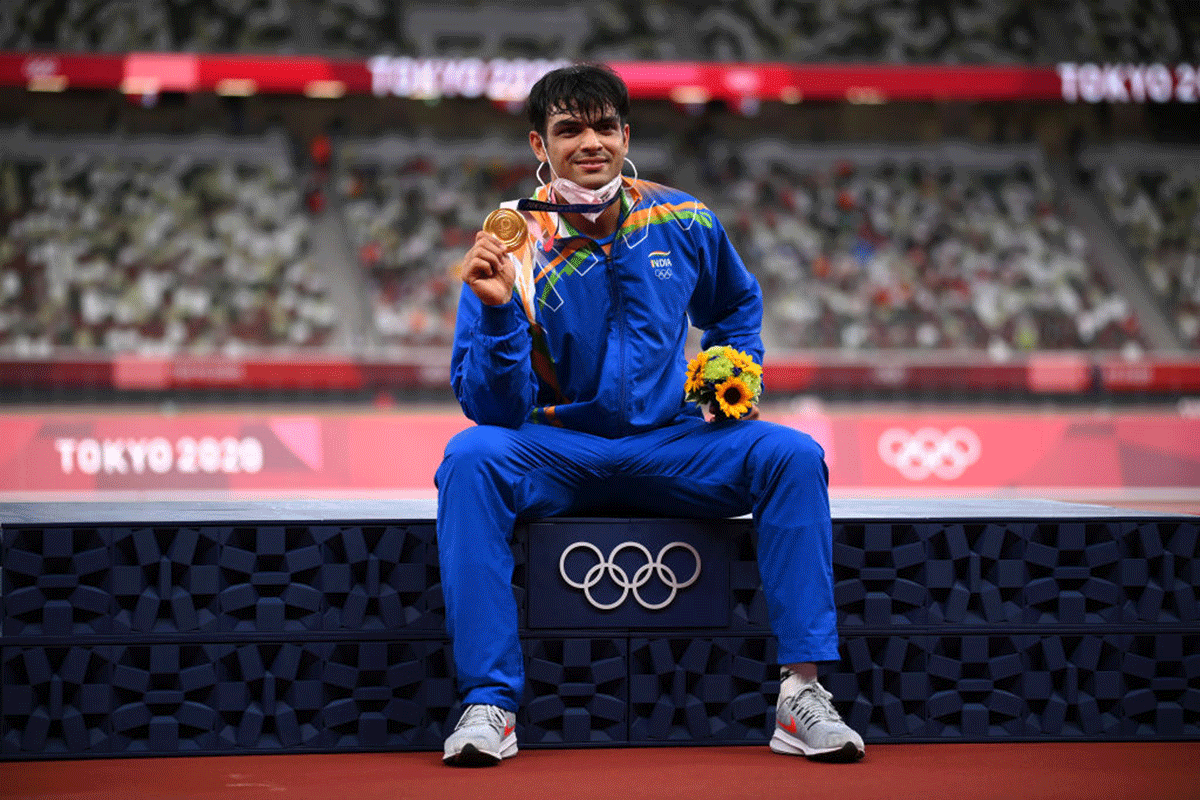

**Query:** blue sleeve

left=687, top=212, right=765, bottom=365
left=449, top=286, right=537, bottom=428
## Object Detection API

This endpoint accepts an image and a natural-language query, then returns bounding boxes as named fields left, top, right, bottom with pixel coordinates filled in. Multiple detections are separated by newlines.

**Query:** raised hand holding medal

left=462, top=209, right=529, bottom=306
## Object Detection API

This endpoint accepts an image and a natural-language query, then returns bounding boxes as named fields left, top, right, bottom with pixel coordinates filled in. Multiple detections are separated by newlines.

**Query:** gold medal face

left=482, top=208, right=528, bottom=251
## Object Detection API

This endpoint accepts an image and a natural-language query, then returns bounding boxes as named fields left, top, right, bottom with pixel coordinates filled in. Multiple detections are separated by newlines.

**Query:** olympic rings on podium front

left=558, top=541, right=702, bottom=611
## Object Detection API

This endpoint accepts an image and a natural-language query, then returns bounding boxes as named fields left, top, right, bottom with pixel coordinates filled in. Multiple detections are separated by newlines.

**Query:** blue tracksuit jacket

left=450, top=178, right=764, bottom=435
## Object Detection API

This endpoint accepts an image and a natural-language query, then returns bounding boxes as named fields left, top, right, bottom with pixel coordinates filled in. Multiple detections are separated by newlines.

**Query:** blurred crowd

left=336, top=155, right=537, bottom=348
left=2, top=0, right=291, bottom=53
left=3, top=0, right=1195, bottom=63
left=0, top=0, right=1194, bottom=358
left=0, top=138, right=1175, bottom=356
left=329, top=146, right=1148, bottom=355
left=1093, top=166, right=1200, bottom=347
left=0, top=155, right=336, bottom=356
left=718, top=159, right=1142, bottom=355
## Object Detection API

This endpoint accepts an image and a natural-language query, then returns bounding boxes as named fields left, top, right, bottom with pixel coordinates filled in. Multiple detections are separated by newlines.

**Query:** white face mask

left=536, top=159, right=625, bottom=222
left=550, top=173, right=623, bottom=222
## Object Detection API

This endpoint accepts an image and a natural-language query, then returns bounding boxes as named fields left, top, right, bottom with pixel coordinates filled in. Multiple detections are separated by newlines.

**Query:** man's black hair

left=527, top=64, right=630, bottom=137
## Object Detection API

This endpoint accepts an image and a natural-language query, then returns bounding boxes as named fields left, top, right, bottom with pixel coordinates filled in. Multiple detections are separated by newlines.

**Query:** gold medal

left=482, top=208, right=528, bottom=252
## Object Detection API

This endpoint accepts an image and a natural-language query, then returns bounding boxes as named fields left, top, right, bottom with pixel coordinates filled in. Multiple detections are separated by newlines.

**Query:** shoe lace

left=783, top=682, right=842, bottom=729
left=455, top=704, right=507, bottom=732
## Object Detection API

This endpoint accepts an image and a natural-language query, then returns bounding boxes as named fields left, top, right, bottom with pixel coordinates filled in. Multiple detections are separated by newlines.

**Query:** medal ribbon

left=516, top=194, right=619, bottom=215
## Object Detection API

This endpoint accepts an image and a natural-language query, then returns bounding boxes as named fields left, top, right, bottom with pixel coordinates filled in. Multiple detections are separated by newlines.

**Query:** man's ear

left=529, top=130, right=546, bottom=162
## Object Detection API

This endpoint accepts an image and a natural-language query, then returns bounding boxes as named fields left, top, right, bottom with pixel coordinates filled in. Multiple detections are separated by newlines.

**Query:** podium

left=2, top=498, right=1197, bottom=757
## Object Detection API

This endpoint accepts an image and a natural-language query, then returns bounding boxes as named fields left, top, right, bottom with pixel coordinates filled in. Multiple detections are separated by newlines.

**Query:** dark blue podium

left=2, top=498, right=1196, bottom=757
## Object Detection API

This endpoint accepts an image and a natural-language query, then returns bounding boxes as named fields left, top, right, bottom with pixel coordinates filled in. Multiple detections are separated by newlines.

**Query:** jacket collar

left=533, top=177, right=641, bottom=244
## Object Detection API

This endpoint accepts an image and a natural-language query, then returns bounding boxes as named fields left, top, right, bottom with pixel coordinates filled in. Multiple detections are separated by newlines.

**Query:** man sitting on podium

left=435, top=63, right=864, bottom=766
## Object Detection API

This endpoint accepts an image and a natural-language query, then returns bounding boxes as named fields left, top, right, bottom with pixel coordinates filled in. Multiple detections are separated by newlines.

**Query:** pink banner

left=783, top=407, right=1200, bottom=490
left=0, top=411, right=470, bottom=495
left=0, top=409, right=1196, bottom=497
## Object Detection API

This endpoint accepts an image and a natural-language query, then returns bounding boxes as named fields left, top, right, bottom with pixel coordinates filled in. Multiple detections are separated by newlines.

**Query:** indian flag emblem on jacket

left=649, top=250, right=672, bottom=279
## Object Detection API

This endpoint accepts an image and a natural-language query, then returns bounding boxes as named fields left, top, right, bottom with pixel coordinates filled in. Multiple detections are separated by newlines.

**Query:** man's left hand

left=705, top=402, right=760, bottom=422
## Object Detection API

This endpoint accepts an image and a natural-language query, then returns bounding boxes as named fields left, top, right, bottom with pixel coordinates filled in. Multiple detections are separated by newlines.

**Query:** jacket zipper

left=607, top=203, right=632, bottom=436
left=604, top=245, right=628, bottom=436
left=560, top=201, right=631, bottom=436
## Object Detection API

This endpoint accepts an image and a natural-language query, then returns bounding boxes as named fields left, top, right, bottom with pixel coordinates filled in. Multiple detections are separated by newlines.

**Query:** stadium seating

left=2, top=0, right=294, bottom=53
left=329, top=137, right=1146, bottom=355
left=377, top=0, right=1199, bottom=64
left=0, top=125, right=1157, bottom=358
left=1088, top=159, right=1200, bottom=348
left=2, top=0, right=1194, bottom=63
left=707, top=149, right=1144, bottom=354
left=335, top=137, right=538, bottom=348
left=0, top=130, right=336, bottom=355
left=0, top=0, right=1191, bottom=363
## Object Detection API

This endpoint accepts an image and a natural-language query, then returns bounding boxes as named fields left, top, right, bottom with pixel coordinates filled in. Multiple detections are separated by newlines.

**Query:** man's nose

left=580, top=127, right=602, bottom=149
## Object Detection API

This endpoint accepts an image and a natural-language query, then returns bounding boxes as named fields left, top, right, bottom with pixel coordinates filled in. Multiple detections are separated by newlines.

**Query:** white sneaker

left=770, top=670, right=864, bottom=762
left=443, top=704, right=518, bottom=766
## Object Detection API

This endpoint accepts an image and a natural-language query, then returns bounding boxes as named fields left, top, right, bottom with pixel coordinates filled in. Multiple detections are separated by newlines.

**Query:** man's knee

left=751, top=424, right=829, bottom=484
left=444, top=425, right=512, bottom=461
left=437, top=425, right=513, bottom=487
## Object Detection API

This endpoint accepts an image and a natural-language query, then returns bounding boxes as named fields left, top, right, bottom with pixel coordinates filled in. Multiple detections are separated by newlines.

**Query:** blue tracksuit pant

left=433, top=416, right=838, bottom=712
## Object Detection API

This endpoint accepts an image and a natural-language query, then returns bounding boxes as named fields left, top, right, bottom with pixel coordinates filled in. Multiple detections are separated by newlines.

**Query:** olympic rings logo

left=877, top=426, right=982, bottom=480
left=558, top=541, right=701, bottom=610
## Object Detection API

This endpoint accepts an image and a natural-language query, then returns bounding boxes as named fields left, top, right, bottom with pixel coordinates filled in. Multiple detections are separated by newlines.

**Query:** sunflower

left=723, top=346, right=748, bottom=364
left=713, top=375, right=755, bottom=419
left=685, top=350, right=709, bottom=396
left=725, top=347, right=762, bottom=375
left=739, top=367, right=762, bottom=397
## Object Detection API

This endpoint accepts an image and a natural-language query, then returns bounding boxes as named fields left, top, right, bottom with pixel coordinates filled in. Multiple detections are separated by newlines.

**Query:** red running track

left=3, top=743, right=1198, bottom=800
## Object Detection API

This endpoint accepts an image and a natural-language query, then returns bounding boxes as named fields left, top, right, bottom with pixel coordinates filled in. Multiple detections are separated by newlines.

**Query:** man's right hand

left=461, top=231, right=516, bottom=306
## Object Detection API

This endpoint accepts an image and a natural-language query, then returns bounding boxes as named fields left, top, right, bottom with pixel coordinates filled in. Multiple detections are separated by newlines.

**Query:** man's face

left=530, top=104, right=630, bottom=190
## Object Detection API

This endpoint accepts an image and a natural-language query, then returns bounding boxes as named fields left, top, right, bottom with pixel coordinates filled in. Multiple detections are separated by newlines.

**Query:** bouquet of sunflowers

left=684, top=345, right=763, bottom=420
